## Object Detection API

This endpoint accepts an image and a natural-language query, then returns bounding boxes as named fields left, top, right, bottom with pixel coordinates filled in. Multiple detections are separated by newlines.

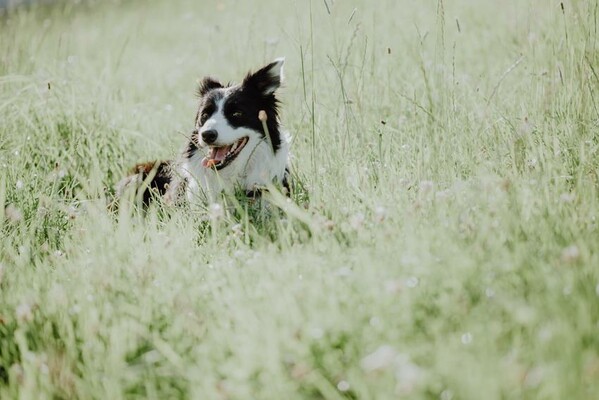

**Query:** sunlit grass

left=1, top=0, right=599, bottom=398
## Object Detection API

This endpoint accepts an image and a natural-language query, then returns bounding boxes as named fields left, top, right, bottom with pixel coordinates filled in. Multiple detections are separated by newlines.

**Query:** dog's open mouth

left=201, top=137, right=249, bottom=170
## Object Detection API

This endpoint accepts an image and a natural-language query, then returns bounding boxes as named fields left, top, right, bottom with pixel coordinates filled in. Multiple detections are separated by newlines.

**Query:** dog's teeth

left=230, top=142, right=238, bottom=152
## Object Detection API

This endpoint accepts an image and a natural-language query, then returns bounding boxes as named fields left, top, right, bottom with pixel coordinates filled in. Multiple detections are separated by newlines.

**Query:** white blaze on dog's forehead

left=200, top=96, right=228, bottom=131
left=214, top=96, right=226, bottom=113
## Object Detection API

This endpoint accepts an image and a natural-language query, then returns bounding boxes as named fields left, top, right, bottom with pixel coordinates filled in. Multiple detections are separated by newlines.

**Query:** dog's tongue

left=201, top=145, right=230, bottom=167
left=212, top=146, right=230, bottom=161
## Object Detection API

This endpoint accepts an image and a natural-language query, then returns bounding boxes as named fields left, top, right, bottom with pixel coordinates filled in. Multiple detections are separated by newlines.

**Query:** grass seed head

left=258, top=110, right=267, bottom=122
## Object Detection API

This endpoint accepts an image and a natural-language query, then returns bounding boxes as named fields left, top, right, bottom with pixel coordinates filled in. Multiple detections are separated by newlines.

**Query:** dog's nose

left=202, top=130, right=218, bottom=144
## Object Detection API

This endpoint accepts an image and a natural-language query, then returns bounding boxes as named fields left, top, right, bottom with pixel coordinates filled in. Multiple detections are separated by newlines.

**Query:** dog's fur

left=116, top=58, right=291, bottom=205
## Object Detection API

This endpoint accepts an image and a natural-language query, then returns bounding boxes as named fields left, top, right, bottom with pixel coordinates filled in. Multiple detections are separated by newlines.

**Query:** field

left=1, top=0, right=599, bottom=398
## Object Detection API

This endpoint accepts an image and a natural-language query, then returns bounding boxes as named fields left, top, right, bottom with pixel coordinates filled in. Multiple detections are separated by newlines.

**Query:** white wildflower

left=361, top=346, right=425, bottom=394
left=349, top=213, right=365, bottom=230
left=309, top=327, right=323, bottom=339
left=560, top=192, right=575, bottom=203
left=561, top=245, right=580, bottom=263
left=16, top=303, right=33, bottom=323
left=209, top=203, right=224, bottom=220
left=4, top=204, right=23, bottom=223
left=395, top=353, right=424, bottom=395
left=231, top=223, right=243, bottom=237
left=405, top=277, right=419, bottom=288
left=419, top=180, right=434, bottom=194
left=337, top=380, right=350, bottom=392
left=374, top=206, right=386, bottom=223
left=461, top=332, right=473, bottom=345
left=361, top=345, right=397, bottom=372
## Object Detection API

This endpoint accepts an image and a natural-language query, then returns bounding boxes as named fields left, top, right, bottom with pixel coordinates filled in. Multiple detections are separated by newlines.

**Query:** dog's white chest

left=180, top=133, right=290, bottom=202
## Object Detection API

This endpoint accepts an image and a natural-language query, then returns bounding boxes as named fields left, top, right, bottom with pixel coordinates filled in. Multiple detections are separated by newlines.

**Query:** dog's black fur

left=117, top=59, right=292, bottom=206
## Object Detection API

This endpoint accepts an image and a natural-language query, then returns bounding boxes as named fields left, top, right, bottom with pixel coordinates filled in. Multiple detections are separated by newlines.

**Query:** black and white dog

left=117, top=58, right=291, bottom=205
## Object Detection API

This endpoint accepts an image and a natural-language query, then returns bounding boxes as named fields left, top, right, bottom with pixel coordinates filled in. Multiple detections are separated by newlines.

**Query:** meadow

left=1, top=0, right=599, bottom=398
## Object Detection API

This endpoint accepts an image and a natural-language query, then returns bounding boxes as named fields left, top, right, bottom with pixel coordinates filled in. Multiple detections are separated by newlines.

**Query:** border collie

left=117, top=58, right=291, bottom=205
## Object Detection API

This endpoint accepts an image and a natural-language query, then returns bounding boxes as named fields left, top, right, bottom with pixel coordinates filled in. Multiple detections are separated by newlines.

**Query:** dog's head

left=193, top=58, right=284, bottom=171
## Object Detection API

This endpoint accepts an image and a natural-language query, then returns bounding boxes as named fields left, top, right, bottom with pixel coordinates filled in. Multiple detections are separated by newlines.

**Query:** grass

left=1, top=0, right=599, bottom=398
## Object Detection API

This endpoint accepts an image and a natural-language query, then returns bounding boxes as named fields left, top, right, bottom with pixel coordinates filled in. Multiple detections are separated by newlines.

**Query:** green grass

left=1, top=0, right=599, bottom=398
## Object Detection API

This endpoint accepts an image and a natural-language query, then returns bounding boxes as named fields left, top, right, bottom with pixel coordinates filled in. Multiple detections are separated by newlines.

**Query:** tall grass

left=1, top=0, right=598, bottom=398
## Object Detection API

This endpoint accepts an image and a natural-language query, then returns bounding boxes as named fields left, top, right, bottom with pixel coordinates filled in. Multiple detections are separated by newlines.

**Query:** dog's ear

left=197, top=77, right=223, bottom=97
left=242, top=57, right=284, bottom=96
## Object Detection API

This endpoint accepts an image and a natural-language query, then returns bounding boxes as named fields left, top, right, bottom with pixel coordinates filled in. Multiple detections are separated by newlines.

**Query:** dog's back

left=115, top=161, right=174, bottom=206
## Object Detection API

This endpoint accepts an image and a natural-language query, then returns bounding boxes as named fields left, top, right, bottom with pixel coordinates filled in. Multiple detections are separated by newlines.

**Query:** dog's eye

left=232, top=111, right=243, bottom=118
left=200, top=112, right=210, bottom=123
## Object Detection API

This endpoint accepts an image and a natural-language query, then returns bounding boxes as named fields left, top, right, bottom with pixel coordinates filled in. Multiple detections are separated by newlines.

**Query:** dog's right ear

left=196, top=77, right=223, bottom=97
left=242, top=58, right=285, bottom=96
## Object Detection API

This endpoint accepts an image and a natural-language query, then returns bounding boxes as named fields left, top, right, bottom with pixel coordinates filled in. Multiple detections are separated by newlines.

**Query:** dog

left=116, top=58, right=291, bottom=206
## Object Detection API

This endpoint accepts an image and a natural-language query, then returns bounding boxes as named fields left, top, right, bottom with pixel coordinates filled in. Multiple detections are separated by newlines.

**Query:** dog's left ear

left=197, top=76, right=223, bottom=97
left=243, top=57, right=285, bottom=96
